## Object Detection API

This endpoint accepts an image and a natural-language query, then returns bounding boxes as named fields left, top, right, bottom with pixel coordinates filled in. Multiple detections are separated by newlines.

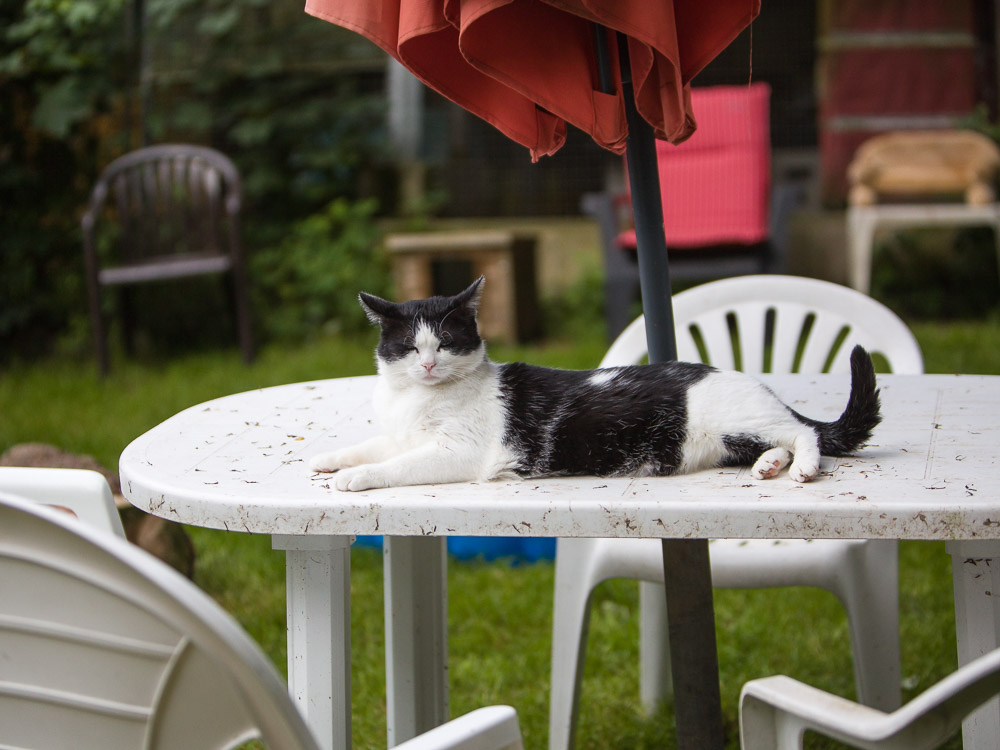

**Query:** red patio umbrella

left=307, top=2, right=760, bottom=747
left=307, top=0, right=756, bottom=161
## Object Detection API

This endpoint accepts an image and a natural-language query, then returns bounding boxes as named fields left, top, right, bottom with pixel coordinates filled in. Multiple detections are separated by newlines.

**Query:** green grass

left=1, top=317, right=998, bottom=749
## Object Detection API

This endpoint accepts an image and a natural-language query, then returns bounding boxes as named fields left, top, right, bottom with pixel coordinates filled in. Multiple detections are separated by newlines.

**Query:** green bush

left=870, top=226, right=1000, bottom=320
left=251, top=198, right=389, bottom=340
left=0, top=0, right=130, bottom=361
left=540, top=268, right=606, bottom=340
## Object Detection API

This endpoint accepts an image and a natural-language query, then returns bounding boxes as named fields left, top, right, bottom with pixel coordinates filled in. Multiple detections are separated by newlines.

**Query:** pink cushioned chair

left=586, top=82, right=800, bottom=340
left=618, top=83, right=771, bottom=250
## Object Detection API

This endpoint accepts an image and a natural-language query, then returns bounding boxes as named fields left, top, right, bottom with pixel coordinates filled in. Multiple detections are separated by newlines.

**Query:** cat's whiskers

left=438, top=306, right=458, bottom=330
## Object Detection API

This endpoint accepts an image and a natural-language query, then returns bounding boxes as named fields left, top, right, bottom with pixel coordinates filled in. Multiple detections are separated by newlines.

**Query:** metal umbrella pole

left=596, top=26, right=725, bottom=749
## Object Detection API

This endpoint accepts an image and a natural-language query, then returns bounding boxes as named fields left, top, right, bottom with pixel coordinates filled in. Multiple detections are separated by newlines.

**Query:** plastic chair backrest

left=0, top=467, right=125, bottom=536
left=618, top=83, right=771, bottom=250
left=0, top=494, right=526, bottom=750
left=601, top=275, right=924, bottom=375
left=81, top=144, right=242, bottom=267
left=0, top=491, right=323, bottom=750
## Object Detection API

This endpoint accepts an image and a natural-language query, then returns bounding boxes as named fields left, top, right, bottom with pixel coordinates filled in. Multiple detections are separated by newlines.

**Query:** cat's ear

left=452, top=275, right=485, bottom=315
left=358, top=292, right=398, bottom=327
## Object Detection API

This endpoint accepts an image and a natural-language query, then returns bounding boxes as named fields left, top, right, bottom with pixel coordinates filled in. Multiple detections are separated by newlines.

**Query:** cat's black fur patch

left=721, top=434, right=774, bottom=467
left=499, top=361, right=714, bottom=477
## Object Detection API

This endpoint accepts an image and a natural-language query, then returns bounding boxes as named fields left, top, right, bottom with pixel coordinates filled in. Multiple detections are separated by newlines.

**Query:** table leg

left=272, top=534, right=353, bottom=750
left=662, top=538, right=724, bottom=749
left=946, top=540, right=1000, bottom=750
left=384, top=536, right=449, bottom=746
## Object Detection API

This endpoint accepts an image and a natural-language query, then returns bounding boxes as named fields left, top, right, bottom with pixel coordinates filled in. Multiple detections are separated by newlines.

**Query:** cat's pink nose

left=422, top=362, right=435, bottom=373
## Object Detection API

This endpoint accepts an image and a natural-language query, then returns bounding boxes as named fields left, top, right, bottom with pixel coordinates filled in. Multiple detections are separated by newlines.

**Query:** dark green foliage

left=0, top=0, right=129, bottom=138
left=0, top=0, right=130, bottom=360
left=870, top=227, right=1000, bottom=321
left=1, top=0, right=390, bottom=360
left=540, top=268, right=606, bottom=341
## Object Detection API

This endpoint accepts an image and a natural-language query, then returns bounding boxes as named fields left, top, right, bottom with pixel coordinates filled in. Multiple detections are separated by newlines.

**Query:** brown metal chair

left=81, top=144, right=255, bottom=375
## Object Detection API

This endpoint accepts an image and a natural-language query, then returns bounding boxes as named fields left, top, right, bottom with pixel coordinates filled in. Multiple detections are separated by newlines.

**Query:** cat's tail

left=798, top=345, right=882, bottom=456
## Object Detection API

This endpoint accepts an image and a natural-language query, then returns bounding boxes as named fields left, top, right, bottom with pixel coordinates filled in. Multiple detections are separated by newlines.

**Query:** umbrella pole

left=611, top=30, right=724, bottom=750
left=598, top=29, right=678, bottom=363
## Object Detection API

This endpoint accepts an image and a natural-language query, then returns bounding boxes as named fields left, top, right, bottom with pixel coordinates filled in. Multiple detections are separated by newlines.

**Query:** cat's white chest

left=372, top=363, right=517, bottom=479
left=373, top=377, right=468, bottom=437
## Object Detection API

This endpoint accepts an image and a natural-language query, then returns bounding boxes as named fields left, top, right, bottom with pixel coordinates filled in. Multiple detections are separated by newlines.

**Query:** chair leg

left=993, top=221, right=1000, bottom=294
left=550, top=540, right=599, bottom=750
left=89, top=285, right=109, bottom=377
left=638, top=581, right=672, bottom=712
left=846, top=207, right=877, bottom=293
left=119, top=286, right=137, bottom=356
left=834, top=540, right=902, bottom=711
left=229, top=266, right=255, bottom=365
left=739, top=691, right=806, bottom=750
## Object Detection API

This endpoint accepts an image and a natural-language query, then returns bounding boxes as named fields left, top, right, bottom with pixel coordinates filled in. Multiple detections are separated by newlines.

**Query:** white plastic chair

left=739, top=647, right=1000, bottom=749
left=0, top=492, right=524, bottom=750
left=0, top=466, right=125, bottom=536
left=550, top=275, right=924, bottom=750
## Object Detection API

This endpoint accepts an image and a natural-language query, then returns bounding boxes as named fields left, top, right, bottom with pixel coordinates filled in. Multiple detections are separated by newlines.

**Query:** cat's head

left=359, top=277, right=486, bottom=386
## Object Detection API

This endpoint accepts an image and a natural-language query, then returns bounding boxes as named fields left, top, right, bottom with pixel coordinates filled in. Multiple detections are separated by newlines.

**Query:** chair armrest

left=740, top=675, right=888, bottom=749
left=741, top=649, right=1000, bottom=750
left=392, top=705, right=523, bottom=750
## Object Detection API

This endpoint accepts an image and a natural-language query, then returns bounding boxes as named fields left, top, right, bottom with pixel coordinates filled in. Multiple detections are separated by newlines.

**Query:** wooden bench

left=385, top=230, right=540, bottom=343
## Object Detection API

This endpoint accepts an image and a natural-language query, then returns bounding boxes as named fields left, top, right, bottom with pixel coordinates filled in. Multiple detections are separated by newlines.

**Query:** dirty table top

left=120, top=373, right=1000, bottom=542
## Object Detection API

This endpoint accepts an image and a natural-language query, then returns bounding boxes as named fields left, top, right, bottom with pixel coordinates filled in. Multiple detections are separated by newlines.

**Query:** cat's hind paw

left=751, top=448, right=792, bottom=480
left=789, top=460, right=819, bottom=483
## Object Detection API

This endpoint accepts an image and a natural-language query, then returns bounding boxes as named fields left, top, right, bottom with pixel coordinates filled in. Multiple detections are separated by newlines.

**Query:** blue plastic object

left=354, top=536, right=555, bottom=563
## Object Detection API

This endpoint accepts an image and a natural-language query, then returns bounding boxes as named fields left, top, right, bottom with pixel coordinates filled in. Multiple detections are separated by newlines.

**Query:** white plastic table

left=120, top=373, right=1000, bottom=750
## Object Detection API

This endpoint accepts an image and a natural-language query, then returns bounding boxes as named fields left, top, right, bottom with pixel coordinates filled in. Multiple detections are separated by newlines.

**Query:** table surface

left=120, top=373, right=1000, bottom=542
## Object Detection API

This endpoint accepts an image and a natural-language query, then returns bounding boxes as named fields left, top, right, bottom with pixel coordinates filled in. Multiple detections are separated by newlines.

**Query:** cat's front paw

left=309, top=450, right=354, bottom=473
left=335, top=465, right=386, bottom=492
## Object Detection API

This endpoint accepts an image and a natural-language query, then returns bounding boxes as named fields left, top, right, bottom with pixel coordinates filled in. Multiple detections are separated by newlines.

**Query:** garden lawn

left=1, top=317, right=998, bottom=749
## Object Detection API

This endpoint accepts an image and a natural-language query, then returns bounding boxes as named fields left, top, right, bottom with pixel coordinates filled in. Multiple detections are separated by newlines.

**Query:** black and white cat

left=309, top=277, right=882, bottom=492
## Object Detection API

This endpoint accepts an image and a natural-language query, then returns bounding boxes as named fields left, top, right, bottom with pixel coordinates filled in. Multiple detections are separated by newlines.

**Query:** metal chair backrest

left=82, top=144, right=242, bottom=267
left=602, top=274, right=924, bottom=375
left=81, top=144, right=255, bottom=375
